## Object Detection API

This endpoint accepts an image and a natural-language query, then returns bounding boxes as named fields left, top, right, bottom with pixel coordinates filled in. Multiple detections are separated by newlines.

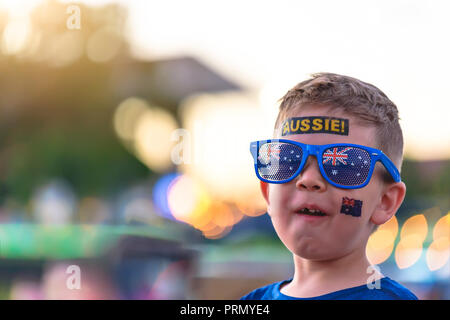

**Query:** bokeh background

left=0, top=0, right=448, bottom=300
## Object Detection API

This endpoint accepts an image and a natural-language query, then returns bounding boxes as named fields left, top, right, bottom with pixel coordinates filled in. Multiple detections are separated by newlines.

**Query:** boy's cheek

left=267, top=184, right=289, bottom=203
left=267, top=192, right=294, bottom=219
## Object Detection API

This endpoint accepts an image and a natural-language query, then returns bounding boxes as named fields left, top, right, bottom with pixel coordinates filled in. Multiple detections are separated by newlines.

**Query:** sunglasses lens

left=257, top=142, right=303, bottom=182
left=322, top=146, right=371, bottom=186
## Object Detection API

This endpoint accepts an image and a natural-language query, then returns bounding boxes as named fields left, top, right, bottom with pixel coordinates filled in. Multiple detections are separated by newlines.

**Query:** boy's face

left=261, top=105, right=392, bottom=261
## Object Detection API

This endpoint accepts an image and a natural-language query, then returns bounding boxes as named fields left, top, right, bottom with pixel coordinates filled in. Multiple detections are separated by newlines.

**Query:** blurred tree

left=402, top=159, right=450, bottom=198
left=398, top=159, right=450, bottom=219
left=0, top=1, right=150, bottom=203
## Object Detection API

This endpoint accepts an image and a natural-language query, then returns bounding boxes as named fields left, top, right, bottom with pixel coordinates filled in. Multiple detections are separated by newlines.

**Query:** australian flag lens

left=257, top=143, right=303, bottom=181
left=322, top=146, right=371, bottom=186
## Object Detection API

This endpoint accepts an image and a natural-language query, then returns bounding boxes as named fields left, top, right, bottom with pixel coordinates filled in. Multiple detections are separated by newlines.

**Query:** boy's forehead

left=274, top=107, right=377, bottom=147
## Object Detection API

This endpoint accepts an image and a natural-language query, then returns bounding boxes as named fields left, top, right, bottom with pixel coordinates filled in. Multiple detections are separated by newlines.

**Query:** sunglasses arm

left=379, top=154, right=401, bottom=182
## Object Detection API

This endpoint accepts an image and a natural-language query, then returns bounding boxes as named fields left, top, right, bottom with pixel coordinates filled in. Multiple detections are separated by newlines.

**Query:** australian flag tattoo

left=340, top=197, right=363, bottom=217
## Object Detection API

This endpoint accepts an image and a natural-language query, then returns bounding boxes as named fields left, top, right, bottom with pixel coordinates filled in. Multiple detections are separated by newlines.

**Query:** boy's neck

left=281, top=247, right=383, bottom=298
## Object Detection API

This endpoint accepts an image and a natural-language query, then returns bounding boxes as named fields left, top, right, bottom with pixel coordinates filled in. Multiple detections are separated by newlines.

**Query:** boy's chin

left=291, top=247, right=345, bottom=261
left=293, top=252, right=332, bottom=261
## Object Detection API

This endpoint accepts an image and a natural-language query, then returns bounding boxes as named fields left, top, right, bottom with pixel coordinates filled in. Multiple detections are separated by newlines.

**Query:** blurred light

left=233, top=179, right=267, bottom=217
left=366, top=216, right=398, bottom=265
left=1, top=17, right=32, bottom=55
left=113, top=97, right=149, bottom=141
left=115, top=184, right=162, bottom=226
left=133, top=107, right=178, bottom=173
left=259, top=75, right=305, bottom=136
left=432, top=212, right=450, bottom=241
left=114, top=96, right=178, bottom=172
left=167, top=174, right=211, bottom=227
left=0, top=0, right=41, bottom=17
left=166, top=175, right=243, bottom=237
left=58, top=0, right=111, bottom=6
left=123, top=197, right=156, bottom=224
left=395, top=214, right=428, bottom=269
left=202, top=224, right=232, bottom=240
left=10, top=280, right=43, bottom=300
left=32, top=180, right=76, bottom=225
left=86, top=27, right=122, bottom=63
left=46, top=32, right=84, bottom=67
left=197, top=202, right=243, bottom=238
left=180, top=92, right=265, bottom=203
left=20, top=29, right=42, bottom=59
left=231, top=209, right=244, bottom=225
left=152, top=173, right=180, bottom=220
left=426, top=237, right=450, bottom=271
left=235, top=201, right=266, bottom=217
left=209, top=202, right=236, bottom=228
left=395, top=234, right=424, bottom=269
left=149, top=261, right=187, bottom=299
left=426, top=213, right=450, bottom=271
left=400, top=214, right=428, bottom=243
left=78, top=197, right=110, bottom=223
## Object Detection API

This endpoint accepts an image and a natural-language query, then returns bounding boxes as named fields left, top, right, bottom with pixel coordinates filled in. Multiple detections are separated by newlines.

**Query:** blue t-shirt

left=241, top=277, right=418, bottom=300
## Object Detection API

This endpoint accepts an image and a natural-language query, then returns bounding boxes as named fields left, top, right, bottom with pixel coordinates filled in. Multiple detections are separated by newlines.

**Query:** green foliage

left=5, top=123, right=150, bottom=201
left=402, top=159, right=450, bottom=199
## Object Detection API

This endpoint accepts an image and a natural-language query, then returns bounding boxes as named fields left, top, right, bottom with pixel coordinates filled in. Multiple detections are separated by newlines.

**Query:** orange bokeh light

left=395, top=214, right=429, bottom=269
left=426, top=213, right=450, bottom=271
left=367, top=216, right=398, bottom=265
left=426, top=237, right=450, bottom=271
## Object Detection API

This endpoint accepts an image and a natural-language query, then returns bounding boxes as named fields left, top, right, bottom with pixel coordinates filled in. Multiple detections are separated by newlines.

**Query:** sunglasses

left=250, top=139, right=401, bottom=189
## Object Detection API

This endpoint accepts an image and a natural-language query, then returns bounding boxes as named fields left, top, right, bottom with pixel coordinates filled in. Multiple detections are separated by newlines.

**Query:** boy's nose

left=295, top=155, right=327, bottom=192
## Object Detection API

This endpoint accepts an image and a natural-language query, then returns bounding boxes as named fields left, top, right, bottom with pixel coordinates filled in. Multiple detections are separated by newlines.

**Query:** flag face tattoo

left=340, top=197, right=363, bottom=217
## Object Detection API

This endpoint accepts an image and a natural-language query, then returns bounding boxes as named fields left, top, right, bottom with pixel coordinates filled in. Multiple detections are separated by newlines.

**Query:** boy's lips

left=293, top=203, right=330, bottom=217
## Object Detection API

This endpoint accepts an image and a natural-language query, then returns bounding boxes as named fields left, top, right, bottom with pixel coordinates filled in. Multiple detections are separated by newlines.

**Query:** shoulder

left=240, top=280, right=290, bottom=300
left=376, top=277, right=418, bottom=300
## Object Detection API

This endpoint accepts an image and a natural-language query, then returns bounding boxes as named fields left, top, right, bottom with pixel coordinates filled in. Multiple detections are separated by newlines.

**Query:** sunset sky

left=2, top=0, right=450, bottom=160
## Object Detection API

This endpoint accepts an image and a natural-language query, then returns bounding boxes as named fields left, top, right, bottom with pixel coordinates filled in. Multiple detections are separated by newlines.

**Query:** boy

left=242, top=73, right=418, bottom=300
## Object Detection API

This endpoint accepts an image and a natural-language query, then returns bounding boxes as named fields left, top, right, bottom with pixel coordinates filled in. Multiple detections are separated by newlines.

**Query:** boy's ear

left=260, top=181, right=270, bottom=205
left=370, top=181, right=406, bottom=225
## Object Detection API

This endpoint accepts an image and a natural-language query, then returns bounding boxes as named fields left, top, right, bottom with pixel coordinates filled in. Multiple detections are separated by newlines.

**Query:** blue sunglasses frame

left=250, top=139, right=401, bottom=189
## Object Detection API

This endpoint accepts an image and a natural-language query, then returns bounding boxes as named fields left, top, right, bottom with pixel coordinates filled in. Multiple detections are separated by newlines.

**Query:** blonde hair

left=275, top=73, right=404, bottom=173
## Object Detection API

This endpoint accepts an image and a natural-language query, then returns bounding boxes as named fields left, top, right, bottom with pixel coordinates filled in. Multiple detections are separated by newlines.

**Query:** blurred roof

left=113, top=56, right=243, bottom=111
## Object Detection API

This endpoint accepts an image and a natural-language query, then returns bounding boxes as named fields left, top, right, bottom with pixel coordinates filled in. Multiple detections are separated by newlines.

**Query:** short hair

left=274, top=73, right=404, bottom=174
